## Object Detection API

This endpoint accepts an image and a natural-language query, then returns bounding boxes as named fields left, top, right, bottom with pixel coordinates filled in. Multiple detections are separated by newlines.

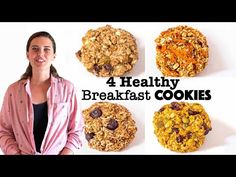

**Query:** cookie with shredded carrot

left=82, top=102, right=137, bottom=151
left=155, top=25, right=209, bottom=77
left=76, top=25, right=138, bottom=77
left=153, top=102, right=212, bottom=152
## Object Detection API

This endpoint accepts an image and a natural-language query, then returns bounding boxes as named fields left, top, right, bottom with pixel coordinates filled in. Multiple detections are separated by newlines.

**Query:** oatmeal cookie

left=76, top=25, right=138, bottom=77
left=82, top=102, right=137, bottom=151
left=153, top=102, right=212, bottom=152
left=155, top=25, right=209, bottom=77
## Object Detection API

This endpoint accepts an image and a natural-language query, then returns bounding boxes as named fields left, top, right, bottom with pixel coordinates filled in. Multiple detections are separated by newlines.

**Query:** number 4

left=106, top=77, right=116, bottom=87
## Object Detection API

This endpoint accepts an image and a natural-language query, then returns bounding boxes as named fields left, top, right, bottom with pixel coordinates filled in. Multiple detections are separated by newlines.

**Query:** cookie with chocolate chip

left=155, top=25, right=209, bottom=77
left=76, top=25, right=138, bottom=77
left=82, top=102, right=137, bottom=151
left=153, top=102, right=212, bottom=152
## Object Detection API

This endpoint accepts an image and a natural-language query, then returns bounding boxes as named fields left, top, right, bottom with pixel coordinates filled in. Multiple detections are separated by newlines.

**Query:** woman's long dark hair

left=20, top=31, right=61, bottom=80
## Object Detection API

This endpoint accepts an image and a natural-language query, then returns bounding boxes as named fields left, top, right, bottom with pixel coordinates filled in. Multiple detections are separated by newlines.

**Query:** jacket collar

left=20, top=74, right=58, bottom=86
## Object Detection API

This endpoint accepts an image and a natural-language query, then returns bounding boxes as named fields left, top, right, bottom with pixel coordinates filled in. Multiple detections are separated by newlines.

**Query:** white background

left=0, top=22, right=236, bottom=155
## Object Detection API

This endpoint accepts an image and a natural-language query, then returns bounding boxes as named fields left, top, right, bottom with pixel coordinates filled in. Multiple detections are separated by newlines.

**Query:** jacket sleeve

left=64, top=86, right=84, bottom=153
left=0, top=87, right=21, bottom=155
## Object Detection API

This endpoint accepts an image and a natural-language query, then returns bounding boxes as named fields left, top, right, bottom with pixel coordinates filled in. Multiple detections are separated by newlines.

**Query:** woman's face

left=27, top=37, right=55, bottom=72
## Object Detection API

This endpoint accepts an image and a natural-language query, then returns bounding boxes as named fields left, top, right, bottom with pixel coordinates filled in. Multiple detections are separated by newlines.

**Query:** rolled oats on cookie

left=153, top=102, right=212, bottom=152
left=82, top=102, right=137, bottom=151
left=155, top=25, right=209, bottom=77
left=76, top=25, right=138, bottom=77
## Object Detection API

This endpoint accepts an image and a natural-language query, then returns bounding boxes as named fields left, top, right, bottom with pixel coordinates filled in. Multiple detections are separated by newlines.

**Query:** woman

left=0, top=31, right=84, bottom=155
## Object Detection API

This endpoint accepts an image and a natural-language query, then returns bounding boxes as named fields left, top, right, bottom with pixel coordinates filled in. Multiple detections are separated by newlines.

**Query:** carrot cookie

left=83, top=102, right=137, bottom=151
left=153, top=102, right=212, bottom=152
left=155, top=25, right=209, bottom=77
left=76, top=25, right=138, bottom=77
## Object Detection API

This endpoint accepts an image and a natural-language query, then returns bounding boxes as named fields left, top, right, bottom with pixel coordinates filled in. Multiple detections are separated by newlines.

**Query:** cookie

left=153, top=102, right=212, bottom=152
left=155, top=25, right=209, bottom=77
left=82, top=102, right=137, bottom=151
left=76, top=25, right=138, bottom=77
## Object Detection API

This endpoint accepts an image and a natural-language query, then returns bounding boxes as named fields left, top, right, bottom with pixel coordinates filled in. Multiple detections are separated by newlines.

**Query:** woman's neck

left=31, top=70, right=50, bottom=85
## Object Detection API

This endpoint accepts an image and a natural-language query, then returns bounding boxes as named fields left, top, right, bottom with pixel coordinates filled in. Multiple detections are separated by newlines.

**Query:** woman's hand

left=59, top=147, right=74, bottom=155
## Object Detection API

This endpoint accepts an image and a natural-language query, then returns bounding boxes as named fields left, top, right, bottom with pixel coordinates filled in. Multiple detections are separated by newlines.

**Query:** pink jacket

left=0, top=75, right=84, bottom=155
